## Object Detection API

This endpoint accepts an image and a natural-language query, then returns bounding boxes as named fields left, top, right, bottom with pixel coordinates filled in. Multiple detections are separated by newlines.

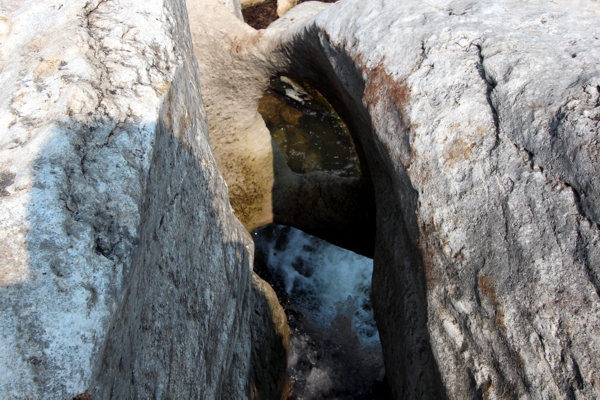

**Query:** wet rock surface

left=259, top=76, right=360, bottom=178
left=250, top=272, right=291, bottom=400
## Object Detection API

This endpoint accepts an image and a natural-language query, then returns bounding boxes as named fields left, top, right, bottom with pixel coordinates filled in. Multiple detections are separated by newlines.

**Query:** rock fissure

left=2, top=0, right=600, bottom=398
left=476, top=44, right=501, bottom=153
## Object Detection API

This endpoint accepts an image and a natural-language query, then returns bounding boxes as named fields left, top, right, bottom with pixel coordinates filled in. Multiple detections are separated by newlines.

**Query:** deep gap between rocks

left=253, top=76, right=389, bottom=399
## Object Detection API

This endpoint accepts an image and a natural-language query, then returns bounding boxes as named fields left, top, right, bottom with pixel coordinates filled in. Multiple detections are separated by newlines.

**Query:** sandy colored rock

left=250, top=273, right=290, bottom=400
left=276, top=0, right=298, bottom=17
left=186, top=0, right=375, bottom=256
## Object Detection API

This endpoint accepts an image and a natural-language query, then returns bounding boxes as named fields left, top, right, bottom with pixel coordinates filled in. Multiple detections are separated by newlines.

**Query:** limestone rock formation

left=276, top=0, right=298, bottom=17
left=267, top=0, right=600, bottom=398
left=0, top=0, right=255, bottom=398
left=2, top=0, right=600, bottom=398
left=250, top=273, right=290, bottom=400
left=188, top=0, right=600, bottom=397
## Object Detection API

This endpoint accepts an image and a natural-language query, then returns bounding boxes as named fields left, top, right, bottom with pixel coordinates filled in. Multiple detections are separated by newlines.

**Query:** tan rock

left=250, top=273, right=290, bottom=400
left=276, top=0, right=298, bottom=17
left=186, top=0, right=375, bottom=256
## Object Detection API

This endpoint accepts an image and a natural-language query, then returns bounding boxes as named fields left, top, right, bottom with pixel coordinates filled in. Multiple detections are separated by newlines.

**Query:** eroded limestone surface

left=187, top=0, right=376, bottom=257
left=272, top=1, right=600, bottom=398
left=0, top=0, right=254, bottom=398
left=1, top=0, right=600, bottom=398
left=189, top=0, right=600, bottom=398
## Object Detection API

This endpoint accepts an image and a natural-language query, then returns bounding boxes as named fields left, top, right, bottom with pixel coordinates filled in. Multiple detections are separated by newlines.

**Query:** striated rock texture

left=265, top=0, right=600, bottom=398
left=0, top=0, right=255, bottom=398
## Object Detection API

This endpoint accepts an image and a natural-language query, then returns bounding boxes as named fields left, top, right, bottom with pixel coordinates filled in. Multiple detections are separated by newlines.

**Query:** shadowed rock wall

left=0, top=0, right=256, bottom=397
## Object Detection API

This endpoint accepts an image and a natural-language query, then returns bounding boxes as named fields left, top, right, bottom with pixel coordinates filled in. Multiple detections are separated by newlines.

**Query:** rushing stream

left=254, top=225, right=378, bottom=346
left=253, top=225, right=385, bottom=399
left=254, top=77, right=386, bottom=399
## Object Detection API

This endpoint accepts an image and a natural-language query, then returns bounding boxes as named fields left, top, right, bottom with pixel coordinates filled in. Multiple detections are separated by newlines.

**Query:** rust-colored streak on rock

left=362, top=62, right=411, bottom=115
left=478, top=275, right=507, bottom=332
left=445, top=138, right=475, bottom=168
left=358, top=55, right=414, bottom=169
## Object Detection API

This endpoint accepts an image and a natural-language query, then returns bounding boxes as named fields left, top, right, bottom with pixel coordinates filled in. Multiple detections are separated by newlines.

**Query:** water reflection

left=258, top=76, right=360, bottom=178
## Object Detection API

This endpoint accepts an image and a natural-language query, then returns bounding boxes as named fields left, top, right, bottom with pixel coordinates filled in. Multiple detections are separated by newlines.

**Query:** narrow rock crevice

left=476, top=44, right=500, bottom=152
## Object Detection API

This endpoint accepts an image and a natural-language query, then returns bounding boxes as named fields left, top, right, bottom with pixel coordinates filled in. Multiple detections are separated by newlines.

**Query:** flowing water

left=254, top=225, right=378, bottom=346
left=254, top=77, right=386, bottom=399
left=253, top=225, right=385, bottom=399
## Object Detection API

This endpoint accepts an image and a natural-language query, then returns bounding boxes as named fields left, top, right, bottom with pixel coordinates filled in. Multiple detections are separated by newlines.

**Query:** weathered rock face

left=193, top=0, right=600, bottom=397
left=264, top=0, right=600, bottom=398
left=0, top=0, right=254, bottom=398
left=2, top=0, right=600, bottom=397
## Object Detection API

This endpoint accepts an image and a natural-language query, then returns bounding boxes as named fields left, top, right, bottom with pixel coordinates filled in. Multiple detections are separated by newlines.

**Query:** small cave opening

left=253, top=76, right=388, bottom=399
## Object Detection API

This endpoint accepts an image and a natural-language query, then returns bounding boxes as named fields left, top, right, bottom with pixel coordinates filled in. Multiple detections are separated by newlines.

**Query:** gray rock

left=269, top=0, right=600, bottom=397
left=2, top=0, right=600, bottom=398
left=0, top=0, right=254, bottom=398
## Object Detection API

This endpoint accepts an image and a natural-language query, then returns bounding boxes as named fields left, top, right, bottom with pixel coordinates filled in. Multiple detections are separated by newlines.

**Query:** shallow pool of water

left=258, top=76, right=361, bottom=178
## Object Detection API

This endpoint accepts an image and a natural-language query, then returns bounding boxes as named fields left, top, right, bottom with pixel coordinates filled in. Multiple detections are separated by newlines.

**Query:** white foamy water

left=253, top=225, right=379, bottom=347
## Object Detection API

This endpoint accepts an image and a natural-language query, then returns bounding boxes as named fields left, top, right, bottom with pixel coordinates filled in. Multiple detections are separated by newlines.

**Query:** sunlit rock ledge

left=1, top=0, right=600, bottom=398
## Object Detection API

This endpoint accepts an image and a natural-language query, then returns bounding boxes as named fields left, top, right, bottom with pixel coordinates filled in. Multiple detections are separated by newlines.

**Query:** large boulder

left=267, top=0, right=600, bottom=398
left=192, top=0, right=600, bottom=397
left=0, top=0, right=255, bottom=397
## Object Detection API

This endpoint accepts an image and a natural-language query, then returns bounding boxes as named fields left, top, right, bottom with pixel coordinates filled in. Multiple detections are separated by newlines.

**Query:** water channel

left=253, top=76, right=387, bottom=399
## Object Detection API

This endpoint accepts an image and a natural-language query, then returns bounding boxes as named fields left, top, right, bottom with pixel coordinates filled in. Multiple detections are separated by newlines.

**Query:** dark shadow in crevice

left=269, top=25, right=448, bottom=399
left=255, top=73, right=385, bottom=397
